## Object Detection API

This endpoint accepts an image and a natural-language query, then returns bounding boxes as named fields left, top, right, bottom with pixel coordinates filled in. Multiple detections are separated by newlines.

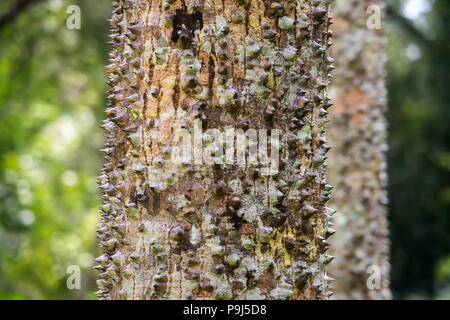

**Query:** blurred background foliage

left=386, top=0, right=450, bottom=299
left=0, top=0, right=110, bottom=299
left=0, top=0, right=448, bottom=299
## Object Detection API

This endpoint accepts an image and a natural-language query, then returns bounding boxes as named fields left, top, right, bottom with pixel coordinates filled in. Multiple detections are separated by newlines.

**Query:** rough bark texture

left=96, top=0, right=334, bottom=300
left=328, top=0, right=391, bottom=300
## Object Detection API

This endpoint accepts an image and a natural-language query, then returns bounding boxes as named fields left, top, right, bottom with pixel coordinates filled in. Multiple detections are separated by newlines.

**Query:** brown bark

left=328, top=0, right=391, bottom=299
left=96, top=0, right=334, bottom=300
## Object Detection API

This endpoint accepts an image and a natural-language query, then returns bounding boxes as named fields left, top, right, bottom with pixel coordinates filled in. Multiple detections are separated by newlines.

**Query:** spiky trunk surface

left=327, top=0, right=391, bottom=300
left=96, top=0, right=334, bottom=300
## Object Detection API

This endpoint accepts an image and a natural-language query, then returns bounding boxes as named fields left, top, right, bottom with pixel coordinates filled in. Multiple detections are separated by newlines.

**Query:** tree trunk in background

left=328, top=0, right=391, bottom=299
left=95, top=0, right=334, bottom=300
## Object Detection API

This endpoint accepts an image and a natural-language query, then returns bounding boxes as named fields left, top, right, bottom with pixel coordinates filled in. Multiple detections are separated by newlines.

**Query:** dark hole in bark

left=171, top=9, right=203, bottom=43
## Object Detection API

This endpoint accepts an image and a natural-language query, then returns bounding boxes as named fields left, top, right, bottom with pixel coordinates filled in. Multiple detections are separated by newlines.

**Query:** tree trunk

left=95, top=0, right=334, bottom=300
left=327, top=0, right=391, bottom=299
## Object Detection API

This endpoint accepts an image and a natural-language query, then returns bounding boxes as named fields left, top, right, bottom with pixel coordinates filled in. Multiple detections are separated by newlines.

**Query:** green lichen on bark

left=96, top=0, right=334, bottom=300
left=328, top=0, right=391, bottom=300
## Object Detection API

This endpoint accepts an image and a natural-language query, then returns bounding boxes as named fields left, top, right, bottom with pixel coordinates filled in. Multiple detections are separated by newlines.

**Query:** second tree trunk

left=328, top=0, right=391, bottom=300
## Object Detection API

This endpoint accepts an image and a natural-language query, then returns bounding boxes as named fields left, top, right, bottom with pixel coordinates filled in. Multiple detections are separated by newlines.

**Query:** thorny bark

left=96, top=0, right=334, bottom=300
left=328, top=0, right=391, bottom=300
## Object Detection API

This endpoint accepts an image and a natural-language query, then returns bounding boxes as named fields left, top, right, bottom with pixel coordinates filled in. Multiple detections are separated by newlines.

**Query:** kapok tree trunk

left=327, top=0, right=391, bottom=299
left=95, top=0, right=334, bottom=300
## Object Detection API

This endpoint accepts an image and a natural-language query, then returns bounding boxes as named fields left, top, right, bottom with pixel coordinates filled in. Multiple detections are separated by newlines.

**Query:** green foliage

left=0, top=0, right=111, bottom=299
left=386, top=0, right=450, bottom=299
